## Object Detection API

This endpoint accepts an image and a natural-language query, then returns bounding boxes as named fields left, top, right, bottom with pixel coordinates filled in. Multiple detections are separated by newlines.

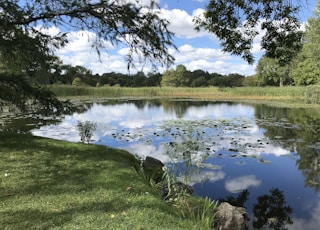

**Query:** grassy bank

left=49, top=85, right=320, bottom=107
left=0, top=132, right=202, bottom=229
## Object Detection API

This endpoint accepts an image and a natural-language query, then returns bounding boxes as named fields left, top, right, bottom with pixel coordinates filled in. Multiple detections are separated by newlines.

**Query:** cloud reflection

left=288, top=199, right=320, bottom=230
left=32, top=101, right=292, bottom=160
left=178, top=171, right=226, bottom=186
left=185, top=104, right=255, bottom=119
left=225, top=175, right=261, bottom=193
left=122, top=143, right=172, bottom=163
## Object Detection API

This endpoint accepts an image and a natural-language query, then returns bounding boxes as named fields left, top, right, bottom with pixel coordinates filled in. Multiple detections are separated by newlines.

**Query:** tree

left=161, top=69, right=176, bottom=87
left=291, top=53, right=320, bottom=85
left=256, top=56, right=291, bottom=86
left=132, top=71, right=147, bottom=87
left=161, top=65, right=191, bottom=87
left=304, top=0, right=320, bottom=64
left=194, top=0, right=304, bottom=64
left=146, top=71, right=162, bottom=87
left=291, top=0, right=320, bottom=85
left=0, top=0, right=175, bottom=113
left=190, top=69, right=209, bottom=87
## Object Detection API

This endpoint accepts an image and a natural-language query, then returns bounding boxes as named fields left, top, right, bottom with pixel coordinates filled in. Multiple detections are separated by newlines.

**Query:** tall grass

left=49, top=85, right=221, bottom=98
left=227, top=86, right=320, bottom=104
left=49, top=85, right=320, bottom=105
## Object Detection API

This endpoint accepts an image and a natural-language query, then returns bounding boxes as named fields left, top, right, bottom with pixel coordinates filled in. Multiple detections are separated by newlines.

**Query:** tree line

left=36, top=63, right=246, bottom=88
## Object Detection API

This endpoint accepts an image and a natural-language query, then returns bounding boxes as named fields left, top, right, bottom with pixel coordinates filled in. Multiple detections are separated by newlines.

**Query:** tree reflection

left=220, top=188, right=293, bottom=229
left=253, top=188, right=293, bottom=230
left=220, top=189, right=249, bottom=208
left=296, top=147, right=320, bottom=191
left=161, top=100, right=232, bottom=118
left=254, top=104, right=320, bottom=191
left=162, top=100, right=198, bottom=118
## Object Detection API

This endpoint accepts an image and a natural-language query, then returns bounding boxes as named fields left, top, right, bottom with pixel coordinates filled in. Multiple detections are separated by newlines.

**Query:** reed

left=49, top=85, right=320, bottom=105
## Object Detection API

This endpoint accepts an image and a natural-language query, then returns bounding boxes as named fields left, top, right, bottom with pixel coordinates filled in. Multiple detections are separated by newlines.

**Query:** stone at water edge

left=215, top=202, right=246, bottom=230
left=142, top=156, right=165, bottom=183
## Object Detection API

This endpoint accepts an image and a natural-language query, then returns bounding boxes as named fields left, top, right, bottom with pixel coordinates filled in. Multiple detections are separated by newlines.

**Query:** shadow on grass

left=0, top=132, right=139, bottom=195
left=1, top=132, right=184, bottom=229
left=0, top=201, right=116, bottom=229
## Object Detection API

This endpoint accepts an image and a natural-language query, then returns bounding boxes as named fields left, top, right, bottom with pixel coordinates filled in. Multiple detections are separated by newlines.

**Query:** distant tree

left=147, top=72, right=162, bottom=87
left=175, top=65, right=191, bottom=87
left=132, top=71, right=147, bottom=87
left=256, top=56, right=291, bottom=86
left=81, top=75, right=98, bottom=87
left=207, top=73, right=223, bottom=87
left=161, top=69, right=176, bottom=87
left=190, top=69, right=209, bottom=87
left=72, top=77, right=84, bottom=87
left=161, top=65, right=191, bottom=87
left=227, top=73, right=245, bottom=87
left=191, top=76, right=207, bottom=87
left=242, top=75, right=260, bottom=86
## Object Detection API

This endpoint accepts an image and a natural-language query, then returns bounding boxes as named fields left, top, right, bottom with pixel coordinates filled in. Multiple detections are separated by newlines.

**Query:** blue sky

left=52, top=0, right=318, bottom=76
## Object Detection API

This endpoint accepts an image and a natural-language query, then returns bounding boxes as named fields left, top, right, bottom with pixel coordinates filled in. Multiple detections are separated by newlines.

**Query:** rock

left=142, top=156, right=165, bottom=183
left=215, top=202, right=246, bottom=230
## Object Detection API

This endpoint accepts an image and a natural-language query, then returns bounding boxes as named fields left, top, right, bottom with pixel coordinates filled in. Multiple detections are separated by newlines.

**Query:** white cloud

left=165, top=43, right=257, bottom=75
left=174, top=56, right=256, bottom=76
left=59, top=30, right=114, bottom=53
left=225, top=175, right=261, bottom=192
left=160, top=8, right=210, bottom=39
left=175, top=44, right=227, bottom=62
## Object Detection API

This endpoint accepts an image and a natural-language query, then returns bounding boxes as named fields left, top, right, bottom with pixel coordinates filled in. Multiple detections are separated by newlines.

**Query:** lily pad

left=196, top=162, right=222, bottom=170
left=259, top=159, right=271, bottom=164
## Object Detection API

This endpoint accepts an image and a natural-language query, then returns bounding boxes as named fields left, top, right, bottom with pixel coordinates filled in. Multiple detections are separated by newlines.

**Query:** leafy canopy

left=0, top=0, right=175, bottom=70
left=194, top=0, right=304, bottom=65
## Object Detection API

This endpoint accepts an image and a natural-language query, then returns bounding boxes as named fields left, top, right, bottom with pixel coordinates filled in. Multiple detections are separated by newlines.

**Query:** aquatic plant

left=77, top=120, right=97, bottom=143
left=174, top=195, right=219, bottom=229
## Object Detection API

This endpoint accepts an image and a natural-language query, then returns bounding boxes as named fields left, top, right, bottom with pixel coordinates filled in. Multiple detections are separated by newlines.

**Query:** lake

left=4, top=99, right=320, bottom=229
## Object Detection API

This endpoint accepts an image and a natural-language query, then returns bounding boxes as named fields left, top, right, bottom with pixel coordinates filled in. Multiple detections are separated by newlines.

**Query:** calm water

left=4, top=99, right=320, bottom=229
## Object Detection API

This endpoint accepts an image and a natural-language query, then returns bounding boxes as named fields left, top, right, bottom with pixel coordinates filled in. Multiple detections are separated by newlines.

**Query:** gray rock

left=215, top=202, right=246, bottom=230
left=142, top=156, right=165, bottom=183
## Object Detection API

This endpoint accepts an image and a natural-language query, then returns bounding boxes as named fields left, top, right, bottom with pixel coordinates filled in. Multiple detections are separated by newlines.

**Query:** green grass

left=0, top=132, right=201, bottom=230
left=49, top=85, right=320, bottom=107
